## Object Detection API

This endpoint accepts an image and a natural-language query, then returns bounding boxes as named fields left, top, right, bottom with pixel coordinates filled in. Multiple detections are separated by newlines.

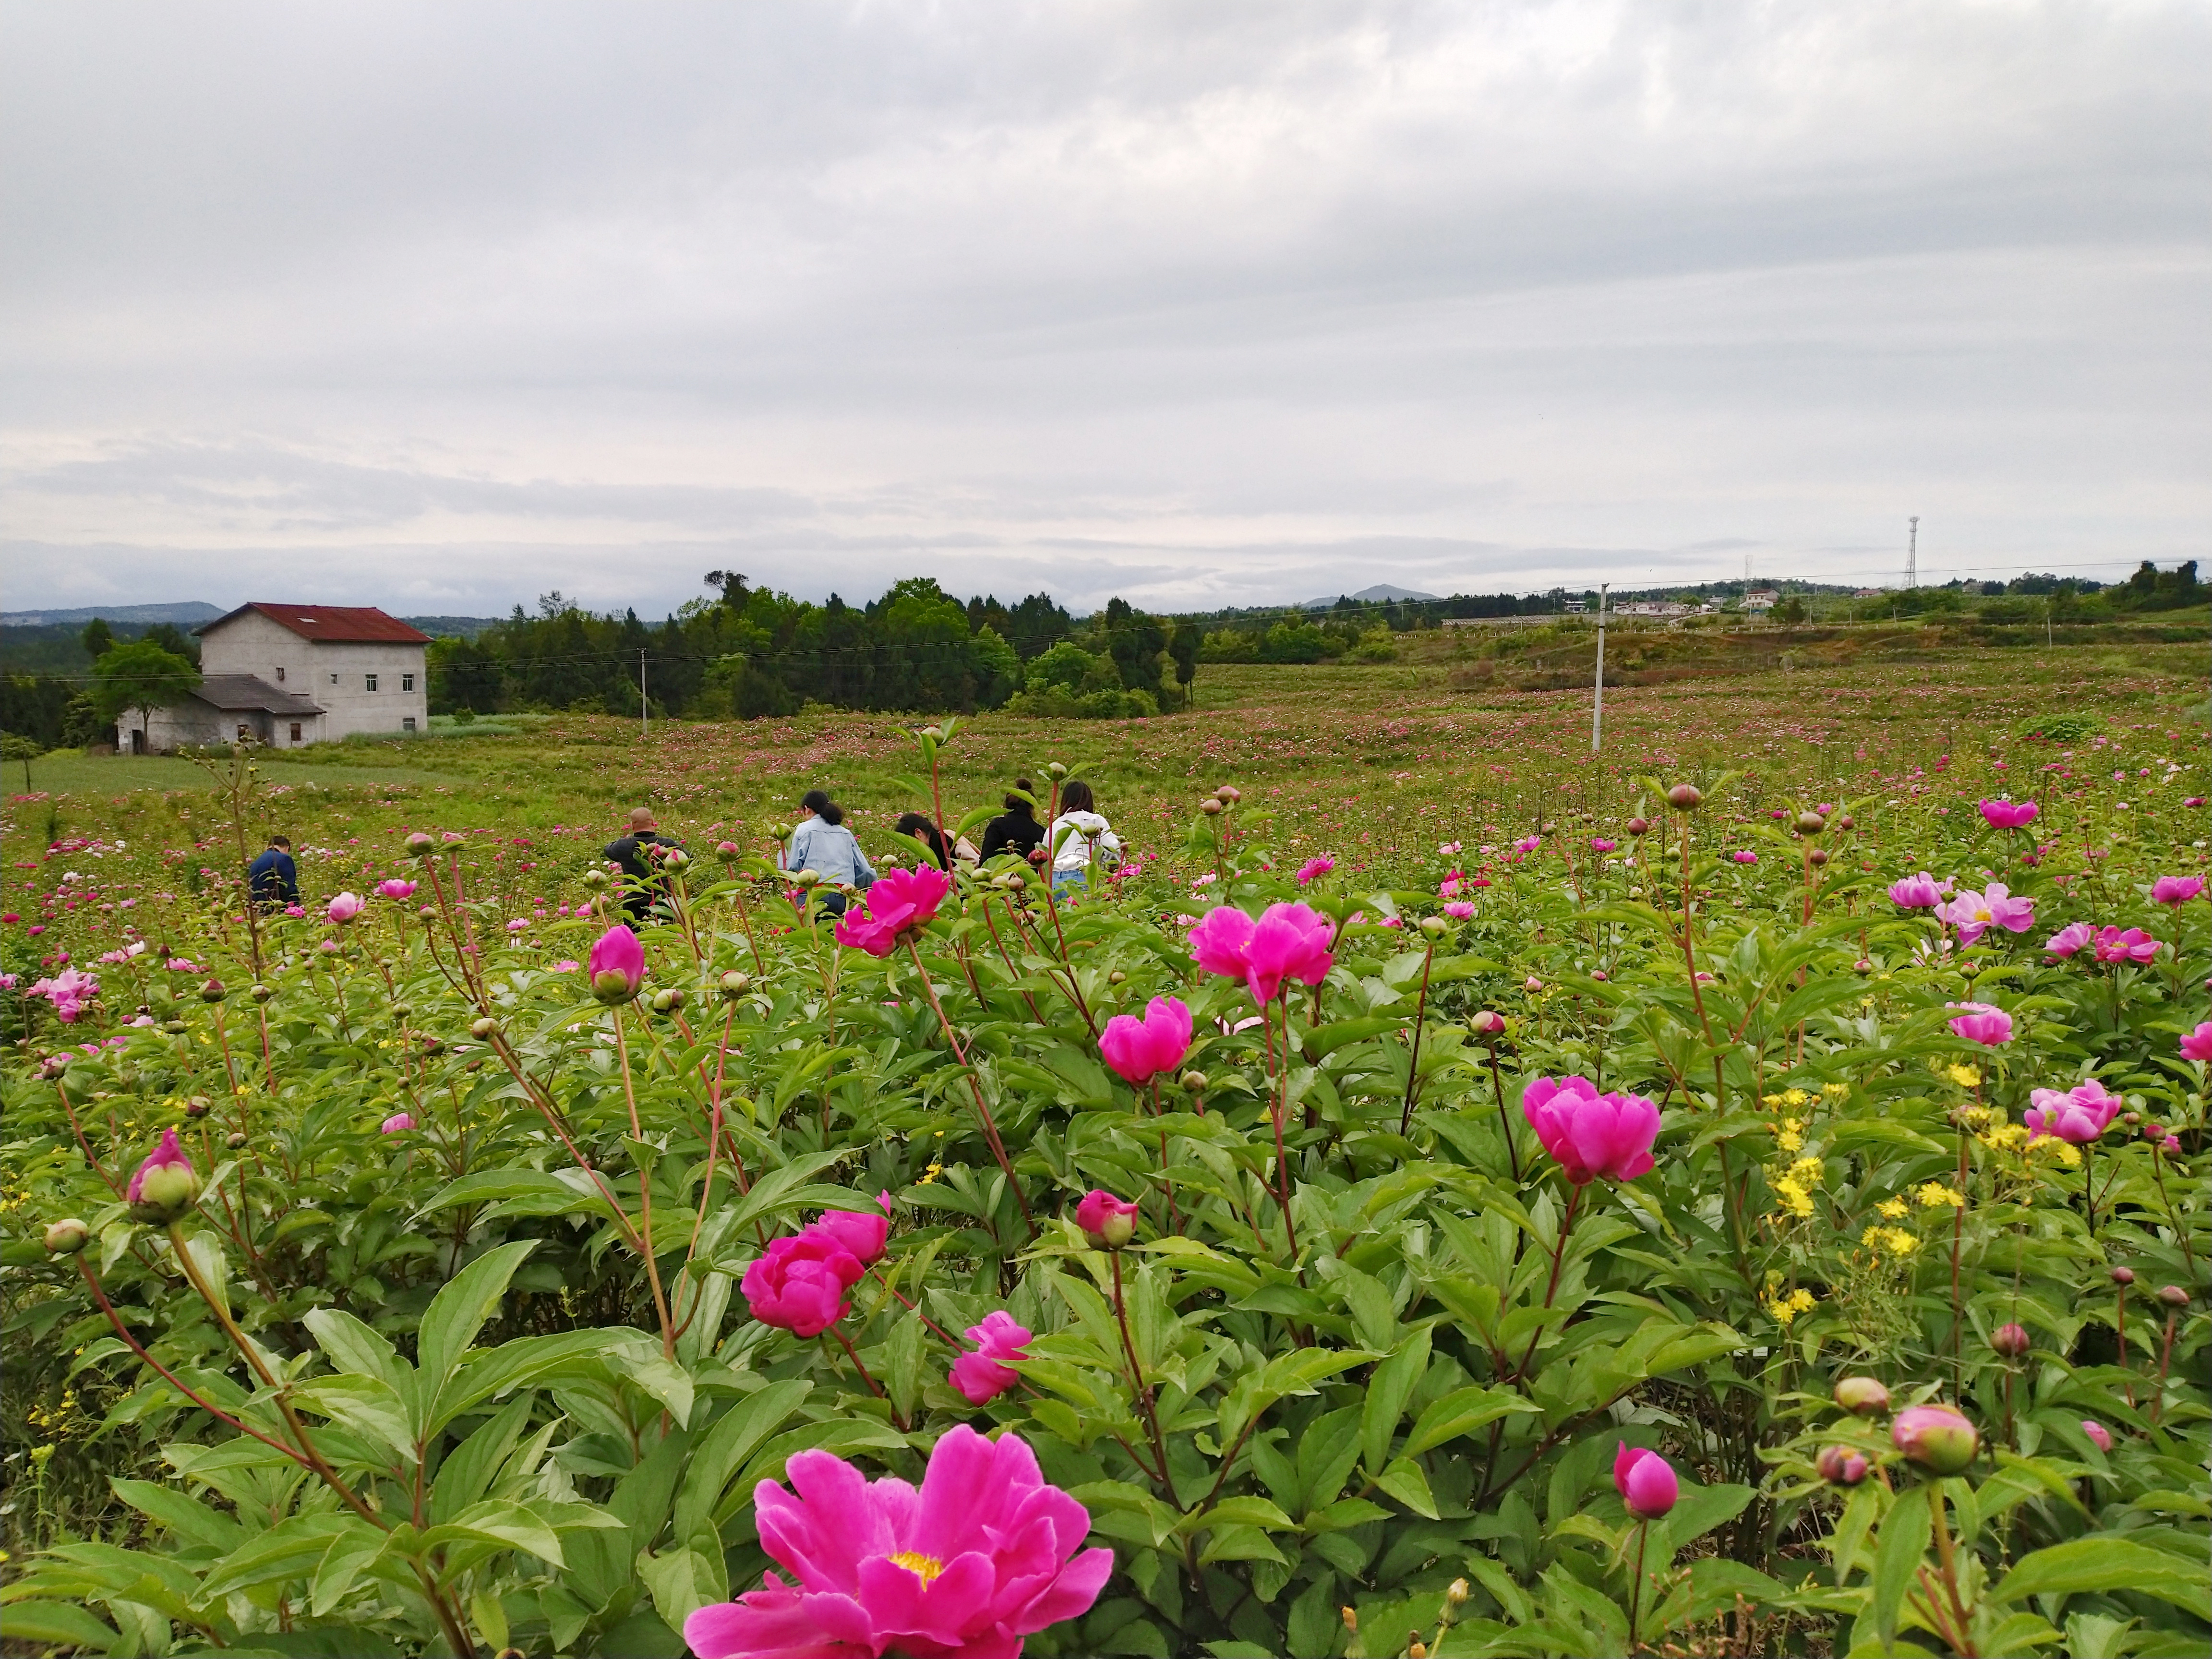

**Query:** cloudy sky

left=3, top=1, right=2205, bottom=618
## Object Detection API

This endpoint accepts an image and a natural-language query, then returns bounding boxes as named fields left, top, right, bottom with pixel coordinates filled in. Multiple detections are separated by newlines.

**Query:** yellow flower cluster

left=2032, top=1137, right=2082, bottom=1167
left=1877, top=1197, right=1910, bottom=1219
left=1980, top=1121, right=2029, bottom=1153
left=1760, top=1088, right=1811, bottom=1109
left=1821, top=1082, right=1851, bottom=1103
left=1863, top=1225, right=1920, bottom=1257
left=1945, top=1063, right=1982, bottom=1088
left=1777, top=1117, right=1805, bottom=1155
left=1765, top=1286, right=1818, bottom=1326
left=1771, top=1154, right=1823, bottom=1219
left=1915, top=1182, right=1965, bottom=1209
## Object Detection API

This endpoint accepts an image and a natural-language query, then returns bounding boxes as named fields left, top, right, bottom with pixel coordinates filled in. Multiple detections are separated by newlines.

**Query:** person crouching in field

left=1046, top=780, right=1121, bottom=898
left=248, top=833, right=300, bottom=910
left=783, top=790, right=875, bottom=919
left=978, top=779, right=1046, bottom=868
left=602, top=806, right=686, bottom=929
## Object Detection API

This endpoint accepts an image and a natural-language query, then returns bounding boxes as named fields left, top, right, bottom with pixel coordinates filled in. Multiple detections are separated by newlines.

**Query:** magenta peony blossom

left=1937, top=883, right=2035, bottom=944
left=834, top=865, right=953, bottom=958
left=127, top=1128, right=195, bottom=1206
left=1097, top=996, right=1194, bottom=1087
left=2092, top=926, right=2159, bottom=964
left=743, top=1230, right=867, bottom=1337
left=588, top=924, right=646, bottom=1003
left=2152, top=875, right=2206, bottom=906
left=682, top=1426, right=1111, bottom=1659
left=1521, top=1076, right=1660, bottom=1184
left=326, top=891, right=365, bottom=924
left=381, top=1112, right=416, bottom=1134
left=1730, top=851, right=1757, bottom=865
left=2024, top=1080, right=2123, bottom=1144
left=950, top=1311, right=1033, bottom=1405
left=2044, top=921, right=2096, bottom=959
left=1946, top=1002, right=2014, bottom=1046
left=1074, top=1190, right=1140, bottom=1248
left=816, top=1197, right=892, bottom=1268
left=375, top=878, right=417, bottom=900
left=1979, top=799, right=2039, bottom=830
left=1888, top=872, right=1951, bottom=909
left=2182, top=1022, right=2212, bottom=1062
left=1589, top=837, right=1618, bottom=853
left=28, top=967, right=98, bottom=1022
left=1295, top=856, right=1334, bottom=884
left=1612, top=1444, right=1678, bottom=1520
left=1188, top=902, right=1334, bottom=1005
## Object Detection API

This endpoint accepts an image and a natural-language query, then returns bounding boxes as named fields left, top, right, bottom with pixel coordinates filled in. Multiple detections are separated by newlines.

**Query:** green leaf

left=639, top=1541, right=729, bottom=1633
left=672, top=1380, right=812, bottom=1544
left=1868, top=1489, right=1931, bottom=1649
left=1218, top=1346, right=1374, bottom=1449
left=1994, top=1538, right=2212, bottom=1621
left=1401, top=1385, right=1537, bottom=1457
left=1360, top=1326, right=1431, bottom=1475
left=108, top=1477, right=248, bottom=1553
left=431, top=1327, right=631, bottom=1435
left=430, top=1393, right=537, bottom=1526
left=309, top=1523, right=391, bottom=1617
left=198, top=1513, right=355, bottom=1597
left=419, top=1240, right=539, bottom=1395
left=1178, top=1495, right=1296, bottom=1536
left=0, top=1600, right=122, bottom=1650
left=1373, top=1456, right=1439, bottom=1519
left=302, top=1306, right=407, bottom=1393
left=419, top=1499, right=568, bottom=1571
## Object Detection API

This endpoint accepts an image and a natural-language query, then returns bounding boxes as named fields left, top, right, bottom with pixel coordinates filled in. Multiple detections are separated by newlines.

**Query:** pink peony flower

left=2092, top=926, right=2159, bottom=964
left=1888, top=872, right=1951, bottom=909
left=950, top=1310, right=1032, bottom=1405
left=381, top=1112, right=416, bottom=1134
left=743, top=1230, right=866, bottom=1337
left=1731, top=851, right=1757, bottom=865
left=1295, top=856, right=1334, bottom=884
left=1589, top=837, right=1618, bottom=853
left=551, top=958, right=580, bottom=973
left=2024, top=1080, right=2123, bottom=1144
left=588, top=924, right=645, bottom=1003
left=2044, top=921, right=2096, bottom=959
left=1937, top=883, right=2035, bottom=944
left=2152, top=875, right=2206, bottom=905
left=835, top=865, right=954, bottom=958
left=28, top=967, right=98, bottom=1022
left=816, top=1196, right=893, bottom=1268
left=2182, top=1022, right=2212, bottom=1062
left=682, top=1426, right=1111, bottom=1659
left=1097, top=996, right=1194, bottom=1087
left=326, top=891, right=365, bottom=925
left=1946, top=1002, right=2014, bottom=1046
left=375, top=878, right=417, bottom=900
left=283, top=904, right=306, bottom=918
left=2080, top=1419, right=2113, bottom=1452
left=1188, top=902, right=1334, bottom=1005
left=1521, top=1076, right=1660, bottom=1184
left=1979, top=799, right=2039, bottom=830
left=126, top=1127, right=195, bottom=1205
left=1441, top=901, right=1475, bottom=920
left=1613, top=1444, right=1678, bottom=1520
left=1074, top=1190, right=1140, bottom=1248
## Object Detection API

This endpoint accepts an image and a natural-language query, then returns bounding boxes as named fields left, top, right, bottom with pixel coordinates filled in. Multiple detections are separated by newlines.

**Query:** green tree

left=80, top=617, right=115, bottom=659
left=1166, top=621, right=1200, bottom=707
left=89, top=641, right=201, bottom=752
left=1773, top=595, right=1807, bottom=625
left=1, top=733, right=40, bottom=790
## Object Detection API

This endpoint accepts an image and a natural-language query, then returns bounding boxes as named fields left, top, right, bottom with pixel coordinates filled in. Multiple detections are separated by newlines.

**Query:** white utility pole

left=1907, top=517, right=1919, bottom=589
left=1591, top=582, right=1608, bottom=751
left=640, top=649, right=648, bottom=738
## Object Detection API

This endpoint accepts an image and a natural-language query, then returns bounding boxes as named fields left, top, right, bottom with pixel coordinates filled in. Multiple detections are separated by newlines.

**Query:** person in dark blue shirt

left=248, top=835, right=300, bottom=909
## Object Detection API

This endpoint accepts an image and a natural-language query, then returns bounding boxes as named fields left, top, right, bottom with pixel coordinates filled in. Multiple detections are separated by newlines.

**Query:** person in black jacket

left=247, top=834, right=300, bottom=909
left=977, top=780, right=1046, bottom=865
left=602, top=807, right=685, bottom=926
left=893, top=812, right=952, bottom=871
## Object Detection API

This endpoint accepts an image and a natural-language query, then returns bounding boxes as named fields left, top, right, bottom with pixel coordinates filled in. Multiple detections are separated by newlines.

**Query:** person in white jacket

left=1046, top=780, right=1122, bottom=896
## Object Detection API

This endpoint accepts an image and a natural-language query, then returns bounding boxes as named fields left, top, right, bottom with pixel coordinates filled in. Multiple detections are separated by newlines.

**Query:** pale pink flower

left=2044, top=922, right=2096, bottom=959
left=326, top=891, right=365, bottom=925
left=1946, top=1002, right=2014, bottom=1046
left=1937, top=883, right=2035, bottom=944
left=1889, top=872, right=1951, bottom=909
left=2025, top=1080, right=2123, bottom=1144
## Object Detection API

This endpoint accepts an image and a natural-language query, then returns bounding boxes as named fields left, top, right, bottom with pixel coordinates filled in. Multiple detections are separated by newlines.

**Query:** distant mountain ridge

left=400, top=615, right=505, bottom=639
left=1300, top=583, right=1441, bottom=608
left=1, top=601, right=224, bottom=627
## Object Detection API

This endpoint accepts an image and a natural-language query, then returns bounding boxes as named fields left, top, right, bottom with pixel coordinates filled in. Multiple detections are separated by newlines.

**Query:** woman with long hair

left=782, top=789, right=875, bottom=918
left=1045, top=779, right=1121, bottom=897
left=978, top=778, right=1046, bottom=865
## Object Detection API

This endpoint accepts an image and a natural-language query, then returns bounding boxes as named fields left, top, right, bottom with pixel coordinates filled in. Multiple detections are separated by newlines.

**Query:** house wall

left=200, top=615, right=428, bottom=741
left=114, top=704, right=328, bottom=754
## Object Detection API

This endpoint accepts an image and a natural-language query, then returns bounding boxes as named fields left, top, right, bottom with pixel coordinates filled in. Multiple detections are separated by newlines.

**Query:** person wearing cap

left=602, top=807, right=686, bottom=927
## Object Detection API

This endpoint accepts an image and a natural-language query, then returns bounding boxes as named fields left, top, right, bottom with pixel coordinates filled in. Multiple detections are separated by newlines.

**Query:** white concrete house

left=119, top=603, right=431, bottom=752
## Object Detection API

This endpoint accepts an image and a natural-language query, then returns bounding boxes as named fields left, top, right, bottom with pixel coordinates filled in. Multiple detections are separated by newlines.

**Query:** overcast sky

left=3, top=1, right=2205, bottom=619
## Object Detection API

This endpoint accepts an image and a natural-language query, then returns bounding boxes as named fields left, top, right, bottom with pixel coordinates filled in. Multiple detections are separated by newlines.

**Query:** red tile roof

left=200, top=603, right=432, bottom=645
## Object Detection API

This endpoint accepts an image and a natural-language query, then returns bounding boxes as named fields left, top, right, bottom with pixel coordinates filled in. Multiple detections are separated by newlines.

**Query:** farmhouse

left=119, top=603, right=431, bottom=752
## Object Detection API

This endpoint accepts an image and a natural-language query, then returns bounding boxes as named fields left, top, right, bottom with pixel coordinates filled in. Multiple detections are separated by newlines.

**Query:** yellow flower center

left=889, top=1551, right=946, bottom=1587
left=1973, top=908, right=1992, bottom=922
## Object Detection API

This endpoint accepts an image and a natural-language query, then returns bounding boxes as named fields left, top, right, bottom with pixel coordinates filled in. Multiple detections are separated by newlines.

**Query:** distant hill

left=1301, top=583, right=1441, bottom=608
left=401, top=615, right=505, bottom=639
left=0, top=601, right=223, bottom=627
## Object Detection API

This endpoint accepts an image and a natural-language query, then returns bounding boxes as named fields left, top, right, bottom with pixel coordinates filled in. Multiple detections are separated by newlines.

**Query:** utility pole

left=1907, top=516, right=1919, bottom=589
left=1591, top=582, right=1608, bottom=752
left=640, top=649, right=648, bottom=739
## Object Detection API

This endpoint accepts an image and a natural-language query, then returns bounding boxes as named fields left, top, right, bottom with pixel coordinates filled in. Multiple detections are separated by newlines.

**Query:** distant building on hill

left=118, top=602, right=430, bottom=753
left=1743, top=589, right=1779, bottom=613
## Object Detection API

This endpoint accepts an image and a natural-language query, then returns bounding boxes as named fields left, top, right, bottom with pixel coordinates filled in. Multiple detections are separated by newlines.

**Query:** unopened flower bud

left=717, top=840, right=741, bottom=859
left=1807, top=848, right=1829, bottom=866
left=1794, top=811, right=1827, bottom=836
left=1892, top=1404, right=1979, bottom=1475
left=226, top=1131, right=248, bottom=1150
left=2157, top=1285, right=2189, bottom=1309
left=1341, top=1609, right=1358, bottom=1635
left=582, top=868, right=607, bottom=889
left=1833, top=1376, right=1890, bottom=1416
left=1836, top=814, right=1855, bottom=831
left=1522, top=975, right=1543, bottom=992
left=1666, top=783, right=1703, bottom=812
left=1815, top=1444, right=1869, bottom=1486
left=2110, top=1266, right=2134, bottom=1286
left=1179, top=1070, right=1207, bottom=1092
left=162, top=1019, right=189, bottom=1034
left=920, top=724, right=944, bottom=742
left=183, top=1096, right=211, bottom=1118
left=249, top=982, right=273, bottom=1002
left=1470, top=1010, right=1506, bottom=1039
left=1853, top=958, right=1874, bottom=974
left=1108, top=970, right=1128, bottom=984
left=1539, top=820, right=1558, bottom=837
left=1624, top=817, right=1651, bottom=837
left=1419, top=914, right=1448, bottom=937
left=793, top=868, right=821, bottom=890
left=44, top=1218, right=90, bottom=1255
left=1200, top=798, right=1223, bottom=816
left=1409, top=1642, right=1427, bottom=1659
left=592, top=970, right=638, bottom=1005
left=720, top=970, right=752, bottom=999
left=1216, top=784, right=1241, bottom=803
left=470, top=1016, right=499, bottom=1040
left=650, top=986, right=685, bottom=1014
left=1445, top=1578, right=1469, bottom=1609
left=1991, top=1322, right=2031, bottom=1359
left=1046, top=761, right=1069, bottom=780
left=404, top=832, right=437, bottom=858
left=199, top=978, right=227, bottom=1004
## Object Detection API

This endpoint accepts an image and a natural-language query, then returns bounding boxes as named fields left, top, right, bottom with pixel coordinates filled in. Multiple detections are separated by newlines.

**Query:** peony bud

left=1075, top=1190, right=1140, bottom=1249
left=1179, top=1069, right=1208, bottom=1092
left=1794, top=811, right=1827, bottom=836
left=720, top=970, right=753, bottom=999
left=1892, top=1404, right=1979, bottom=1475
left=1853, top=958, right=1874, bottom=974
left=2110, top=1266, right=2134, bottom=1286
left=2157, top=1285, right=2189, bottom=1309
left=1419, top=915, right=1448, bottom=937
left=1217, top=784, right=1241, bottom=803
left=1816, top=1444, right=1869, bottom=1486
left=1807, top=848, right=1829, bottom=866
left=404, top=831, right=437, bottom=858
left=716, top=840, right=741, bottom=860
left=183, top=1096, right=211, bottom=1118
left=1991, top=1322, right=2031, bottom=1359
left=1624, top=816, right=1651, bottom=837
left=650, top=986, right=685, bottom=1014
left=44, top=1217, right=90, bottom=1255
left=582, top=868, right=607, bottom=889
left=1469, top=1010, right=1506, bottom=1040
left=226, top=1131, right=248, bottom=1150
left=1107, top=970, right=1127, bottom=984
left=470, top=1016, right=499, bottom=1040
left=1833, top=1376, right=1890, bottom=1417
left=249, top=983, right=273, bottom=1002
left=199, top=978, right=227, bottom=1004
left=1666, top=783, right=1703, bottom=812
left=1046, top=761, right=1069, bottom=780
left=1200, top=798, right=1223, bottom=816
left=1835, top=814, right=1854, bottom=830
left=2080, top=1419, right=2113, bottom=1453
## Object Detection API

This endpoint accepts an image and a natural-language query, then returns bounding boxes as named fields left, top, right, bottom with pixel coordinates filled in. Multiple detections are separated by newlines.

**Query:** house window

left=366, top=673, right=379, bottom=692
left=289, top=722, right=303, bottom=743
left=402, top=717, right=417, bottom=733
left=402, top=673, right=415, bottom=692
left=237, top=723, right=251, bottom=741
left=276, top=666, right=286, bottom=683
left=330, top=673, right=339, bottom=684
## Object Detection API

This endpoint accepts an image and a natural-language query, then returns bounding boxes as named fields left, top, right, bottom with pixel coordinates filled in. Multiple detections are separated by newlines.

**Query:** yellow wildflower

left=1777, top=1117, right=1804, bottom=1155
left=1877, top=1197, right=1910, bottom=1219
left=1862, top=1224, right=1919, bottom=1256
left=1781, top=1088, right=1809, bottom=1108
left=1916, top=1182, right=1965, bottom=1210
left=1760, top=1092, right=1787, bottom=1108
left=1821, top=1082, right=1850, bottom=1102
left=1945, top=1064, right=1981, bottom=1088
left=1981, top=1123, right=2029, bottom=1153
